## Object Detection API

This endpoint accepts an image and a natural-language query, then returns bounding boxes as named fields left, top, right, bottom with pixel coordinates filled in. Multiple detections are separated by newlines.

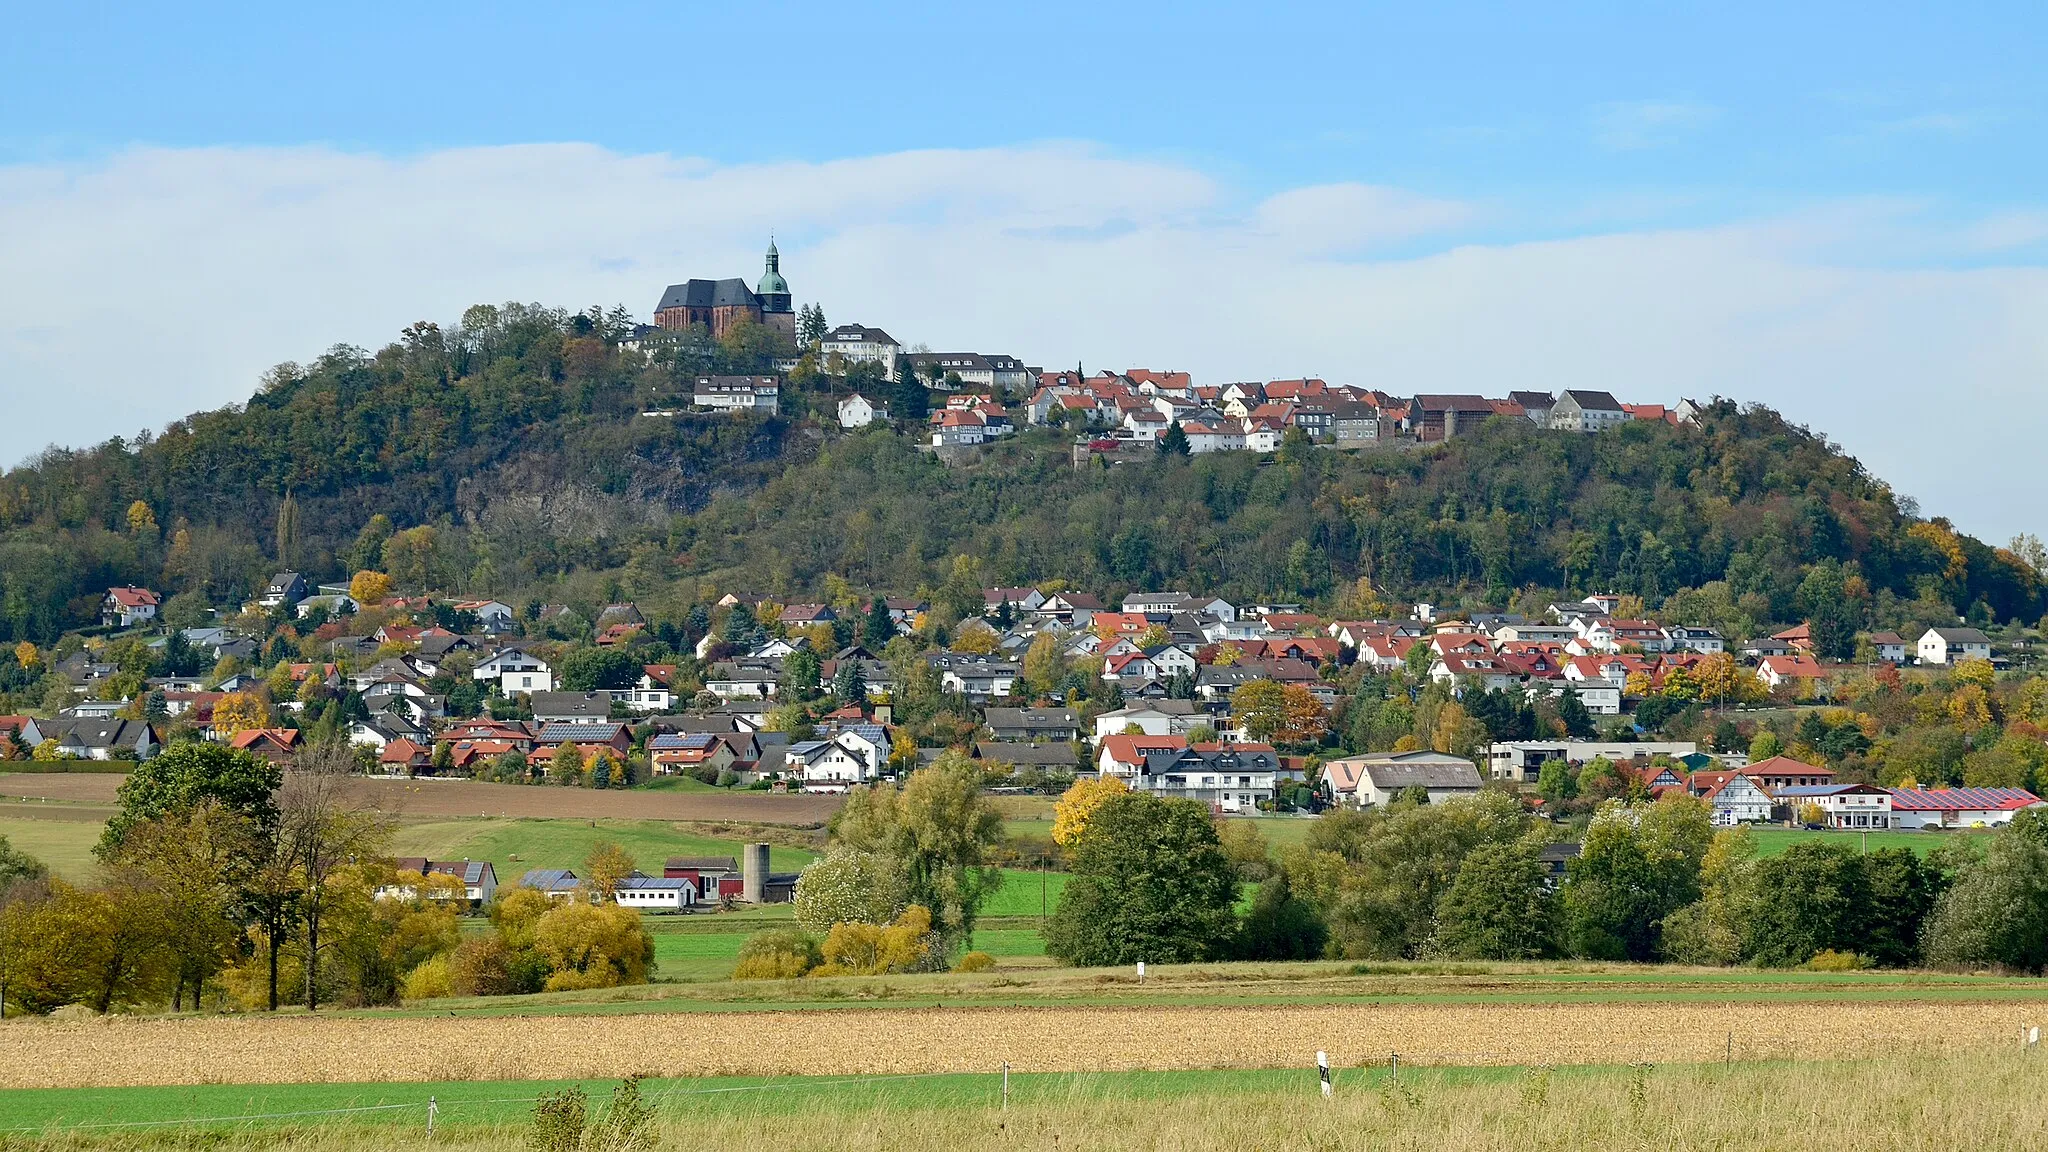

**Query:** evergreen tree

left=1158, top=421, right=1190, bottom=456
left=832, top=658, right=866, bottom=705
left=863, top=599, right=896, bottom=648
left=1557, top=688, right=1596, bottom=738
left=892, top=361, right=929, bottom=421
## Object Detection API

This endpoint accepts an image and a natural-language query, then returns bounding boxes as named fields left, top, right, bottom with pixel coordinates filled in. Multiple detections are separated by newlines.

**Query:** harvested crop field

left=0, top=773, right=842, bottom=824
left=0, top=999, right=2025, bottom=1089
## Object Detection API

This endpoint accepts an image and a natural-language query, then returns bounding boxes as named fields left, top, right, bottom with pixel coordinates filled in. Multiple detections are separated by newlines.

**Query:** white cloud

left=1, top=142, right=2044, bottom=542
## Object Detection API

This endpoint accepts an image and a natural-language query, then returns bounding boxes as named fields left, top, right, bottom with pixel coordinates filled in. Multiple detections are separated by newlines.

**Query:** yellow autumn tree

left=125, top=500, right=158, bottom=535
left=1052, top=775, right=1129, bottom=848
left=1952, top=657, right=1996, bottom=690
left=211, top=691, right=271, bottom=736
left=951, top=620, right=1000, bottom=655
left=13, top=641, right=37, bottom=670
left=348, top=570, right=393, bottom=604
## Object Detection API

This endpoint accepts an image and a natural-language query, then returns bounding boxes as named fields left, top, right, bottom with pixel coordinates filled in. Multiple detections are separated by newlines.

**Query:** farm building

left=613, top=874, right=696, bottom=912
left=519, top=869, right=582, bottom=900
left=1886, top=787, right=2046, bottom=830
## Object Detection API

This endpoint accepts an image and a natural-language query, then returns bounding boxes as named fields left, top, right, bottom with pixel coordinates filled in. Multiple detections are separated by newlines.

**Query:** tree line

left=0, top=742, right=654, bottom=1016
left=2, top=302, right=2039, bottom=647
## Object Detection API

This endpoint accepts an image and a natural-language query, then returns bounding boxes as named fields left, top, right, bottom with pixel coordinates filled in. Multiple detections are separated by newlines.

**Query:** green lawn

left=0, top=815, right=102, bottom=879
left=1747, top=827, right=1978, bottom=857
left=649, top=921, right=1049, bottom=980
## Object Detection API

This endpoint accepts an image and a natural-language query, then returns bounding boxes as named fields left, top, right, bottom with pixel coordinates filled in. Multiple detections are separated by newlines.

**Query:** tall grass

left=8, top=1051, right=2047, bottom=1150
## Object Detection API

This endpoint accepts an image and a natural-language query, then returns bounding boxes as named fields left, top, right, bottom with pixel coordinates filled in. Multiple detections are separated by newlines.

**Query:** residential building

left=227, top=728, right=302, bottom=765
left=1092, top=701, right=1200, bottom=739
left=837, top=393, right=890, bottom=429
left=1867, top=631, right=1909, bottom=664
left=1322, top=751, right=1485, bottom=807
left=1508, top=391, right=1554, bottom=425
left=40, top=717, right=159, bottom=760
left=1132, top=743, right=1288, bottom=812
left=474, top=648, right=554, bottom=695
left=648, top=732, right=735, bottom=777
left=258, top=572, right=307, bottom=610
left=1663, top=625, right=1725, bottom=654
left=903, top=352, right=1031, bottom=393
left=1743, top=756, right=1836, bottom=792
left=101, top=586, right=160, bottom=628
left=692, top=376, right=781, bottom=415
left=528, top=692, right=614, bottom=723
left=786, top=735, right=880, bottom=791
left=1096, top=733, right=1188, bottom=779
left=1917, top=627, right=1993, bottom=666
left=1757, top=654, right=1828, bottom=695
left=1691, top=770, right=1774, bottom=825
left=1484, top=740, right=1700, bottom=782
left=818, top=324, right=901, bottom=376
left=1548, top=389, right=1628, bottom=432
left=983, top=707, right=1081, bottom=742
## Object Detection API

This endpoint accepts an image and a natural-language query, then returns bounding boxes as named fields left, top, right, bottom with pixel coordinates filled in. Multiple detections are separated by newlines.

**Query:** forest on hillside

left=0, top=303, right=2038, bottom=645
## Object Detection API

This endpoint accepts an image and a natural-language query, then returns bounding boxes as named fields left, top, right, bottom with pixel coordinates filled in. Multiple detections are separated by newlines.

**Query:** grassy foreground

left=4, top=1052, right=2046, bottom=1149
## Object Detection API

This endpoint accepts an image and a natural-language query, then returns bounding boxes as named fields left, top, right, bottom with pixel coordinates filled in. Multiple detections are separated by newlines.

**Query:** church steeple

left=755, top=235, right=791, bottom=314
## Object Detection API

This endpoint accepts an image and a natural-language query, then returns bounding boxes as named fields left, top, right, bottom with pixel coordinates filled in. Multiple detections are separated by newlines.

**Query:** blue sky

left=7, top=3, right=2040, bottom=217
left=2, top=3, right=2044, bottom=538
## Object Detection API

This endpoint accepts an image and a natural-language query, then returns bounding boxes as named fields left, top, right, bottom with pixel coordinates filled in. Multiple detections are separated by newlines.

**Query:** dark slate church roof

left=657, top=278, right=760, bottom=312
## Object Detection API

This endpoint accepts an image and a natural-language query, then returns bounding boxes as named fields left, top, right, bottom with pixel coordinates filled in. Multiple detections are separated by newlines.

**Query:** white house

left=474, top=648, right=554, bottom=695
left=819, top=324, right=901, bottom=377
left=101, top=587, right=160, bottom=628
left=1776, top=784, right=1893, bottom=829
left=837, top=393, right=890, bottom=429
left=1548, top=389, right=1628, bottom=432
left=693, top=376, right=780, bottom=414
left=1321, top=752, right=1485, bottom=807
left=787, top=736, right=879, bottom=791
left=1867, top=631, right=1909, bottom=664
left=1696, top=771, right=1774, bottom=826
left=1663, top=625, right=1725, bottom=654
left=1092, top=701, right=1200, bottom=739
left=1916, top=627, right=1993, bottom=666
left=1485, top=740, right=1700, bottom=782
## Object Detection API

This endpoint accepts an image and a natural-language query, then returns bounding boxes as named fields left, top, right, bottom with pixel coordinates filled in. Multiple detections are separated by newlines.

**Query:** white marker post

left=1317, top=1051, right=1332, bottom=1098
left=1137, top=960, right=1145, bottom=985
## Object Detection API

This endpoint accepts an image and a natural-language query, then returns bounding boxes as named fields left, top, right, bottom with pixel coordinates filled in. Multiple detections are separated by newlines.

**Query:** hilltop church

left=653, top=240, right=795, bottom=339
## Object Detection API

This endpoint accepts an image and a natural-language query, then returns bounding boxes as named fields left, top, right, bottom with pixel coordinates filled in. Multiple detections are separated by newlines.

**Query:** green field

left=0, top=815, right=102, bottom=878
left=0, top=1065, right=1502, bottom=1135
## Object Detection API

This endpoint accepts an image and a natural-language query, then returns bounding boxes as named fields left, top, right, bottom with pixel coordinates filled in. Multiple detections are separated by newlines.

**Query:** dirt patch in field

left=0, top=999, right=2023, bottom=1088
left=0, top=773, right=841, bottom=825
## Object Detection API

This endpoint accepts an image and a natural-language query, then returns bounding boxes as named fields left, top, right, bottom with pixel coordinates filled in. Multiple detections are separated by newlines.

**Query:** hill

left=0, top=303, right=2037, bottom=646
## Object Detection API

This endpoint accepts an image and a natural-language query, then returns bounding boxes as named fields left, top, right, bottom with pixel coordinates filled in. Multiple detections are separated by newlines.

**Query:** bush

left=954, top=951, right=995, bottom=973
left=815, top=906, right=936, bottom=976
left=1803, top=949, right=1871, bottom=971
left=731, top=929, right=822, bottom=979
left=400, top=956, right=454, bottom=1002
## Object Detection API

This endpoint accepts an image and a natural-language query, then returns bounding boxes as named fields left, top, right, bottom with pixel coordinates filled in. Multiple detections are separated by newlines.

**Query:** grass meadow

left=3, top=1052, right=2046, bottom=1149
